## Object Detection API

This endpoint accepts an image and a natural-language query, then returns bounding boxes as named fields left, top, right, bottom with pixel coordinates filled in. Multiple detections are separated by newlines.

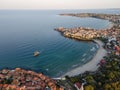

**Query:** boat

left=33, top=51, right=40, bottom=56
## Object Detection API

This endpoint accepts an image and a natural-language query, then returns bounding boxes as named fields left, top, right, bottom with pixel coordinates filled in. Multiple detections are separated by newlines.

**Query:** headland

left=55, top=13, right=120, bottom=41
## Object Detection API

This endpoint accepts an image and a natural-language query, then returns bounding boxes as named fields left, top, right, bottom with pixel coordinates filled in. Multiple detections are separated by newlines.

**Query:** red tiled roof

left=75, top=82, right=81, bottom=89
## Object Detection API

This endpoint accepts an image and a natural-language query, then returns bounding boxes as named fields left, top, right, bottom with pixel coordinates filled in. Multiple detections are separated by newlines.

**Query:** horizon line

left=0, top=8, right=120, bottom=10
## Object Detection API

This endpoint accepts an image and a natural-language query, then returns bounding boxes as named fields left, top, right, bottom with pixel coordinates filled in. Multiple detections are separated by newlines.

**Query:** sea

left=0, top=9, right=120, bottom=77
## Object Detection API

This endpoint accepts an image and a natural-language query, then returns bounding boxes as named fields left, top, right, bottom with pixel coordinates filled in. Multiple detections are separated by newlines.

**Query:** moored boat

left=34, top=51, right=40, bottom=56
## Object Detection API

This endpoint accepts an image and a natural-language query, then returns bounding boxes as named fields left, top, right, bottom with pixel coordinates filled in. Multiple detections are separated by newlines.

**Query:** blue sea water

left=0, top=9, right=119, bottom=77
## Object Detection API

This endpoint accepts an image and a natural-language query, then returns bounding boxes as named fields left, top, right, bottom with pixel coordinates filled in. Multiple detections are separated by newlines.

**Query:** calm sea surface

left=0, top=9, right=119, bottom=77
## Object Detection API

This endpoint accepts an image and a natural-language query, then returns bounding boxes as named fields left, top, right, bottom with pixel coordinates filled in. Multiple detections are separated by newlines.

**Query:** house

left=74, top=82, right=84, bottom=90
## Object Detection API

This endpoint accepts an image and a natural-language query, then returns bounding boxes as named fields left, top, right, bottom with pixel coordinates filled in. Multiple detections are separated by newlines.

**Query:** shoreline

left=61, top=39, right=107, bottom=77
left=55, top=13, right=120, bottom=78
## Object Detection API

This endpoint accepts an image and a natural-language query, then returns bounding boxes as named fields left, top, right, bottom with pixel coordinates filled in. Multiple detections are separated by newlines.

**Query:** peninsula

left=55, top=13, right=120, bottom=40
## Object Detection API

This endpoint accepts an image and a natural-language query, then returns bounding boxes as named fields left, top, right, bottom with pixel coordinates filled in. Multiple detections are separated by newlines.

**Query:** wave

left=46, top=68, right=49, bottom=71
left=96, top=44, right=99, bottom=48
left=82, top=53, right=87, bottom=57
left=90, top=47, right=96, bottom=51
left=72, top=64, right=78, bottom=68
left=81, top=58, right=85, bottom=61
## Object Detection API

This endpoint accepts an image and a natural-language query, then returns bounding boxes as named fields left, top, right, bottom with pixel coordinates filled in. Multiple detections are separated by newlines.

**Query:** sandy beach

left=61, top=40, right=107, bottom=77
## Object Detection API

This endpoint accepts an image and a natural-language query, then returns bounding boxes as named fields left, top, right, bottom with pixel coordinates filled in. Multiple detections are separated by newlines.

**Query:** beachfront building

left=74, top=82, right=84, bottom=90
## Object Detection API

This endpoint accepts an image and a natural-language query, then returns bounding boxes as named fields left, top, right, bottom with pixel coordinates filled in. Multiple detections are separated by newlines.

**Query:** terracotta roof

left=75, top=82, right=81, bottom=89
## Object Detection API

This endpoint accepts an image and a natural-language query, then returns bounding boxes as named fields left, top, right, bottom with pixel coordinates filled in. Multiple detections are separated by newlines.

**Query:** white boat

left=34, top=51, right=40, bottom=56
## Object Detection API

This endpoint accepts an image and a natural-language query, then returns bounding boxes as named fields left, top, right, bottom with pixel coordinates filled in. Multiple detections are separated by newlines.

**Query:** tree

left=104, top=84, right=111, bottom=90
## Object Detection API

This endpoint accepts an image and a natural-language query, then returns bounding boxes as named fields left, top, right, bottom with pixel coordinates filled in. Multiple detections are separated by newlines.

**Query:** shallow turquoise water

left=0, top=9, right=118, bottom=77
